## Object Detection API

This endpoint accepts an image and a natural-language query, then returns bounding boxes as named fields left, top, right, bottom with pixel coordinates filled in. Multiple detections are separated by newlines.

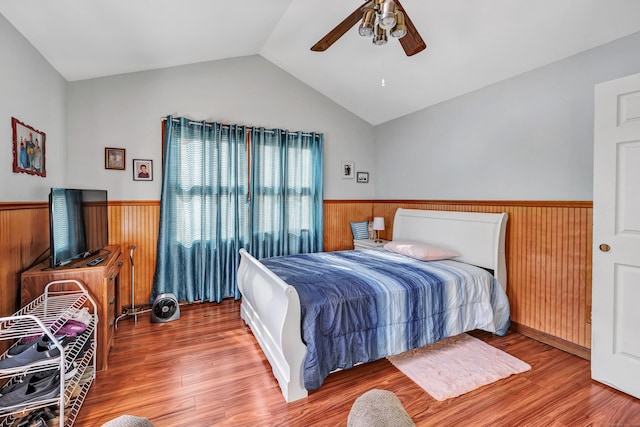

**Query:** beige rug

left=387, top=333, right=531, bottom=401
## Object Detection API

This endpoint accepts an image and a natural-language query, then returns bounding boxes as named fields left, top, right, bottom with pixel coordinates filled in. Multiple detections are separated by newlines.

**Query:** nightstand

left=353, top=239, right=389, bottom=250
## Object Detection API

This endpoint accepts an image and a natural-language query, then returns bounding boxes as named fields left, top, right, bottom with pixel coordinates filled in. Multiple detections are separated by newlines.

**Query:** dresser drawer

left=108, top=252, right=124, bottom=281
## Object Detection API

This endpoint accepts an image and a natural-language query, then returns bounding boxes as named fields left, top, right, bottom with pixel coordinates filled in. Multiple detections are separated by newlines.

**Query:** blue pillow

left=350, top=221, right=370, bottom=240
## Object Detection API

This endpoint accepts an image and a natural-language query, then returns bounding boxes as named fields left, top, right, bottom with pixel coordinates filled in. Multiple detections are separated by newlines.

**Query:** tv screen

left=49, top=188, right=108, bottom=268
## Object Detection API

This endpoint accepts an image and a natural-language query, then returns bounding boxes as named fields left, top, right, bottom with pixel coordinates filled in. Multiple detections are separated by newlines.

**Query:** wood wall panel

left=323, top=201, right=373, bottom=251
left=0, top=204, right=49, bottom=354
left=108, top=202, right=160, bottom=313
left=0, top=204, right=49, bottom=315
left=1, top=200, right=592, bottom=358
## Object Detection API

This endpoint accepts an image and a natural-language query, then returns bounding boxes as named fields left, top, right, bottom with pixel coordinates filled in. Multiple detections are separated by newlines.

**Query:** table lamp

left=372, top=217, right=385, bottom=243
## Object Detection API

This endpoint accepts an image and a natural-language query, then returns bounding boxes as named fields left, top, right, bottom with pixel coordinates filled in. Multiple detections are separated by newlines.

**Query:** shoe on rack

left=0, top=335, right=65, bottom=372
left=57, top=319, right=87, bottom=338
left=79, top=366, right=94, bottom=385
left=8, top=317, right=88, bottom=358
left=0, top=363, right=76, bottom=397
left=75, top=334, right=92, bottom=360
left=70, top=307, right=92, bottom=327
left=0, top=370, right=60, bottom=410
left=1, top=370, right=53, bottom=396
left=42, top=405, right=71, bottom=427
left=7, top=332, right=71, bottom=358
left=64, top=362, right=78, bottom=381
left=13, top=405, right=58, bottom=427
left=7, top=333, right=47, bottom=357
left=6, top=339, right=36, bottom=357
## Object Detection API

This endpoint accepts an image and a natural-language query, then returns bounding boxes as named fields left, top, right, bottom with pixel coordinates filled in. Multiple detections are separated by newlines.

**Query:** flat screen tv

left=49, top=188, right=108, bottom=268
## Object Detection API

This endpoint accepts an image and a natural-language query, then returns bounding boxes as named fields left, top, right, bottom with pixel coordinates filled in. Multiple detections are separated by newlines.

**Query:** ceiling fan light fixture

left=372, top=23, right=388, bottom=46
left=310, top=0, right=426, bottom=56
left=391, top=11, right=406, bottom=38
left=358, top=8, right=376, bottom=37
left=378, top=0, right=397, bottom=30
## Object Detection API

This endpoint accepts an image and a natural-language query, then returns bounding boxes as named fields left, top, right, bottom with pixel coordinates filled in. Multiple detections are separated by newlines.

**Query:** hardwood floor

left=75, top=300, right=640, bottom=427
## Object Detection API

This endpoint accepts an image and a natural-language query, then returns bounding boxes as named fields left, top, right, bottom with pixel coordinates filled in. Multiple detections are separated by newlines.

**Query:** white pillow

left=384, top=240, right=459, bottom=261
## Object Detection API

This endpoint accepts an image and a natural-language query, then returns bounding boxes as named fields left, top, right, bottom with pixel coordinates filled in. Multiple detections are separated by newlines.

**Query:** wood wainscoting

left=0, top=202, right=160, bottom=322
left=107, top=201, right=160, bottom=313
left=0, top=203, right=50, bottom=354
left=1, top=199, right=592, bottom=359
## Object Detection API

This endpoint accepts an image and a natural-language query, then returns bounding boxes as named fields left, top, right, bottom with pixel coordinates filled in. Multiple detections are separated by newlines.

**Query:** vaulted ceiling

left=2, top=0, right=640, bottom=125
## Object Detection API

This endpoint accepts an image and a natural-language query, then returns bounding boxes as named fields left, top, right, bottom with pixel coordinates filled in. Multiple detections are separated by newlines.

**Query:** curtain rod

left=161, top=117, right=319, bottom=137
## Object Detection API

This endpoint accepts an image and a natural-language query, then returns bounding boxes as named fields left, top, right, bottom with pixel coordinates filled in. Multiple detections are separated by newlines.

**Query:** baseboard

left=510, top=321, right=591, bottom=360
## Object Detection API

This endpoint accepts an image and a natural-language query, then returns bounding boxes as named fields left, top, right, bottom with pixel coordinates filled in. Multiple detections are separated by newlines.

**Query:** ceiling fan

left=311, top=0, right=426, bottom=56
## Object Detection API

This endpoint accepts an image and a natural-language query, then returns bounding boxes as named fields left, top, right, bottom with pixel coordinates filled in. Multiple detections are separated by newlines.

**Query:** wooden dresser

left=21, top=245, right=123, bottom=371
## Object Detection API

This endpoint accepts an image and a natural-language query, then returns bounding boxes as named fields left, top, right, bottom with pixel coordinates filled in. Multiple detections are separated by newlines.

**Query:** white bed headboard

left=392, top=208, right=508, bottom=291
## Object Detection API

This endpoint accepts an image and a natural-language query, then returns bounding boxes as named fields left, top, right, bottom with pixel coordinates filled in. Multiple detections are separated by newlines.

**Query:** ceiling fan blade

left=395, top=0, right=427, bottom=56
left=311, top=1, right=373, bottom=52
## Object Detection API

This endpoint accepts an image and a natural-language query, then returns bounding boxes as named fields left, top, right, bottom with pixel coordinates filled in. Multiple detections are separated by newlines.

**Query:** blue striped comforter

left=260, top=249, right=510, bottom=391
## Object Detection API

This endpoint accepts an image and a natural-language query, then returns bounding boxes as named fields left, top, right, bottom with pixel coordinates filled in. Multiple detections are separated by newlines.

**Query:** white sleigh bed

left=237, top=208, right=508, bottom=402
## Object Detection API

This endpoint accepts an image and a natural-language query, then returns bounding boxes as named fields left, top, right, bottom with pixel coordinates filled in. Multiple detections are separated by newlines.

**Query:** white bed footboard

left=237, top=248, right=308, bottom=402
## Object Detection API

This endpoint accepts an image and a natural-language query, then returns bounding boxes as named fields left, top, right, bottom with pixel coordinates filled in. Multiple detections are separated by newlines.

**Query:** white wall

left=375, top=31, right=640, bottom=201
left=6, top=10, right=640, bottom=204
left=0, top=14, right=67, bottom=202
left=66, top=56, right=375, bottom=201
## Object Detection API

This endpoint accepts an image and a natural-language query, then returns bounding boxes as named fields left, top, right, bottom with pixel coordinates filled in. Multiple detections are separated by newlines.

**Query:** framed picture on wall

left=341, top=161, right=354, bottom=179
left=105, top=147, right=126, bottom=170
left=356, top=172, right=369, bottom=183
left=12, top=117, right=46, bottom=177
left=133, top=159, right=153, bottom=181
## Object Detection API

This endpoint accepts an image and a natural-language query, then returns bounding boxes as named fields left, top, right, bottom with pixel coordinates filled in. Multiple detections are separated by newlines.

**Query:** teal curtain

left=249, top=128, right=324, bottom=259
left=152, top=116, right=249, bottom=303
left=152, top=117, right=323, bottom=303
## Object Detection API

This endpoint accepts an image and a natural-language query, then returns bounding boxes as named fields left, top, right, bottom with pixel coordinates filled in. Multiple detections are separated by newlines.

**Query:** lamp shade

left=372, top=217, right=385, bottom=231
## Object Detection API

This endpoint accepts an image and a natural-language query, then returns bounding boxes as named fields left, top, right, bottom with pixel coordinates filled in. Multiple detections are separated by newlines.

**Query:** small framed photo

left=12, top=117, right=46, bottom=177
left=133, top=159, right=153, bottom=181
left=105, top=147, right=126, bottom=170
left=341, top=161, right=354, bottom=179
left=356, top=171, right=369, bottom=183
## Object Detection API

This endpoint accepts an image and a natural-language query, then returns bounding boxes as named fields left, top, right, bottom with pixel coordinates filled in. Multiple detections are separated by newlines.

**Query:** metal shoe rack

left=0, top=280, right=97, bottom=426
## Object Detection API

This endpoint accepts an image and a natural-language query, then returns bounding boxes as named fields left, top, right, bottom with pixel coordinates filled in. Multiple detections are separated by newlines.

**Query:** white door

left=592, top=71, right=640, bottom=399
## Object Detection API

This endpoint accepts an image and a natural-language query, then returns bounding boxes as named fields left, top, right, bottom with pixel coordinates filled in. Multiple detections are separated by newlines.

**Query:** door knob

left=599, top=243, right=611, bottom=252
